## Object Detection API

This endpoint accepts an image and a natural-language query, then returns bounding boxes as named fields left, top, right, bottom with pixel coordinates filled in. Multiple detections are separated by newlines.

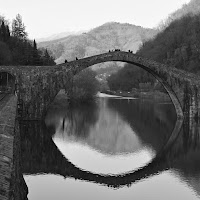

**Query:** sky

left=1, top=0, right=191, bottom=39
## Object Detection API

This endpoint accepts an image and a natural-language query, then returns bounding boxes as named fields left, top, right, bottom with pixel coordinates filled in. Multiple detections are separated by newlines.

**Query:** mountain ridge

left=38, top=22, right=158, bottom=64
left=36, top=30, right=86, bottom=43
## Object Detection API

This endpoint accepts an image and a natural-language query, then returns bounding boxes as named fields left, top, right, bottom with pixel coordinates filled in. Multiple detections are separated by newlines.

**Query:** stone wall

left=10, top=118, right=28, bottom=200
left=0, top=66, right=72, bottom=119
left=0, top=95, right=27, bottom=200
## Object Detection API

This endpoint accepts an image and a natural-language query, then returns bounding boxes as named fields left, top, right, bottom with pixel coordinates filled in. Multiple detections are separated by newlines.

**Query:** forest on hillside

left=108, top=12, right=200, bottom=92
left=107, top=65, right=154, bottom=92
left=0, top=14, right=55, bottom=66
left=137, top=14, right=200, bottom=74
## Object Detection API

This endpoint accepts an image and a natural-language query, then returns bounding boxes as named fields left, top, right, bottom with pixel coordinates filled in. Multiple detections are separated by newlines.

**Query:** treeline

left=107, top=65, right=154, bottom=91
left=0, top=14, right=55, bottom=66
left=107, top=12, right=200, bottom=92
left=137, top=14, right=200, bottom=74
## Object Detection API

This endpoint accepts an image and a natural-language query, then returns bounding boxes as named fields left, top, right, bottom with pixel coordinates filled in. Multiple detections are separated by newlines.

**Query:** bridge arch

left=0, top=71, right=16, bottom=93
left=50, top=52, right=188, bottom=187
left=59, top=51, right=184, bottom=119
left=21, top=114, right=183, bottom=188
left=22, top=115, right=183, bottom=188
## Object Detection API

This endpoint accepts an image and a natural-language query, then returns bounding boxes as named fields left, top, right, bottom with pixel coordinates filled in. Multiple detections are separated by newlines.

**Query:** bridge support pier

left=182, top=84, right=200, bottom=121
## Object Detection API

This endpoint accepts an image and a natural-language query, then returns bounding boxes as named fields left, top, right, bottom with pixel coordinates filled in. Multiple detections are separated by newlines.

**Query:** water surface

left=21, top=95, right=200, bottom=200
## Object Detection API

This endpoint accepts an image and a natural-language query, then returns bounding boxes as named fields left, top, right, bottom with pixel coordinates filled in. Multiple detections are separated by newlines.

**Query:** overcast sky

left=1, top=0, right=191, bottom=39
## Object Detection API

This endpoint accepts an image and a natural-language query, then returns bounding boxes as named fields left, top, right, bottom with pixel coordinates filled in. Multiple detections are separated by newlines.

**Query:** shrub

left=71, top=69, right=99, bottom=102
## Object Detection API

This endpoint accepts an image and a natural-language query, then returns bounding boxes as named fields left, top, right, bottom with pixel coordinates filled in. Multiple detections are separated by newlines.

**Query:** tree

left=37, top=48, right=55, bottom=66
left=0, top=13, right=55, bottom=66
left=33, top=39, right=37, bottom=50
left=0, top=41, right=12, bottom=65
left=0, top=21, right=10, bottom=42
left=43, top=49, right=51, bottom=65
left=0, top=21, right=6, bottom=42
left=32, top=39, right=41, bottom=65
left=107, top=64, right=154, bottom=92
left=12, top=14, right=27, bottom=40
left=137, top=14, right=200, bottom=74
left=72, top=69, right=99, bottom=102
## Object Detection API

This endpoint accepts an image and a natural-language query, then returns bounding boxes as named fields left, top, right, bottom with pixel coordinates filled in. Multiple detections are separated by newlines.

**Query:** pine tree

left=33, top=39, right=37, bottom=50
left=44, top=49, right=55, bottom=65
left=32, top=40, right=41, bottom=65
left=0, top=21, right=6, bottom=41
left=5, top=25, right=10, bottom=41
left=12, top=14, right=27, bottom=40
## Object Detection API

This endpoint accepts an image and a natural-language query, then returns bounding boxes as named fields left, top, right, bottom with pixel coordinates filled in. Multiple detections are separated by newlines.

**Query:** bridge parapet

left=0, top=95, right=27, bottom=199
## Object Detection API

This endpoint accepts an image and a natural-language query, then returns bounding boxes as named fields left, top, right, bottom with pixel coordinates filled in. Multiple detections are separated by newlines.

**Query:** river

left=21, top=94, right=200, bottom=200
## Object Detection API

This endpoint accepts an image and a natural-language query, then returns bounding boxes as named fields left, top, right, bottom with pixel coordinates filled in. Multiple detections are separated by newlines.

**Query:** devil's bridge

left=0, top=51, right=200, bottom=199
left=1, top=51, right=200, bottom=119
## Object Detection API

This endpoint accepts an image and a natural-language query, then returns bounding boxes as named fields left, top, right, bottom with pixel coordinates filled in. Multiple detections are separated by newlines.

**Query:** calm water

left=21, top=95, right=200, bottom=200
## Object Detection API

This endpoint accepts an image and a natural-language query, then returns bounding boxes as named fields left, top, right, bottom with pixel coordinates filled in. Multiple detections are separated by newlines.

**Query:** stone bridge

left=1, top=51, right=200, bottom=199
left=57, top=51, right=200, bottom=120
left=1, top=51, right=200, bottom=120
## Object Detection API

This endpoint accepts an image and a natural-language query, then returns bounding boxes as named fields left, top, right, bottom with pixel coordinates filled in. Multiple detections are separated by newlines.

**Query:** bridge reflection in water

left=20, top=98, right=200, bottom=198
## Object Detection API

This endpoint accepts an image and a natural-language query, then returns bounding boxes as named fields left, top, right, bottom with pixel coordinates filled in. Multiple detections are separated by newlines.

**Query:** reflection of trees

left=54, top=99, right=152, bottom=156
left=21, top=98, right=200, bottom=194
left=21, top=116, right=200, bottom=193
left=20, top=120, right=75, bottom=175
left=107, top=99, right=177, bottom=152
left=45, top=101, right=99, bottom=139
left=165, top=119, right=200, bottom=197
left=20, top=120, right=170, bottom=188
left=63, top=102, right=99, bottom=138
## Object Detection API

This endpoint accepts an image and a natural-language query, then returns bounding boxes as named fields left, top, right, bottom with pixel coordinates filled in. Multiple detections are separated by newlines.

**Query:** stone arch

left=0, top=70, right=16, bottom=93
left=60, top=52, right=183, bottom=119
left=22, top=115, right=183, bottom=188
left=51, top=52, right=186, bottom=187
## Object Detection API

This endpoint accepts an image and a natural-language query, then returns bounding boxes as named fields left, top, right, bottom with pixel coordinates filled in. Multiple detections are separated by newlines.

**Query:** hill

left=137, top=13, right=200, bottom=74
left=0, top=14, right=55, bottom=66
left=107, top=0, right=200, bottom=92
left=38, top=22, right=158, bottom=64
left=159, top=0, right=200, bottom=29
left=35, top=30, right=86, bottom=43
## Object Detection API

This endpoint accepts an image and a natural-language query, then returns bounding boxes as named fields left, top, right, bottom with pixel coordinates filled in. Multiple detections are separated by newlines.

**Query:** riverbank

left=96, top=92, right=136, bottom=99
left=102, top=90, right=171, bottom=101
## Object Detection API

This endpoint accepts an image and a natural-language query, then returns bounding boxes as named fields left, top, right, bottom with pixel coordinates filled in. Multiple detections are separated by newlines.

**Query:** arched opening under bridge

left=62, top=52, right=184, bottom=120
left=0, top=71, right=16, bottom=94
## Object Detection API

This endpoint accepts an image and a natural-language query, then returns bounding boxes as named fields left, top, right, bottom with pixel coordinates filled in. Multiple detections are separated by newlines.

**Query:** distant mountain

left=38, top=22, right=158, bottom=65
left=36, top=30, right=86, bottom=43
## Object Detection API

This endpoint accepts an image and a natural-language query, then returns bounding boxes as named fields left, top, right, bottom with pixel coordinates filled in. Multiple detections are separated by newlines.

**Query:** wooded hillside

left=0, top=14, right=55, bottom=66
